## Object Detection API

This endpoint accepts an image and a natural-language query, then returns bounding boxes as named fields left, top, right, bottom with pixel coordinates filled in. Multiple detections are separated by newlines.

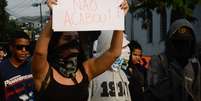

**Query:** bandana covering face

left=49, top=39, right=80, bottom=78
left=58, top=55, right=78, bottom=78
left=170, top=28, right=194, bottom=60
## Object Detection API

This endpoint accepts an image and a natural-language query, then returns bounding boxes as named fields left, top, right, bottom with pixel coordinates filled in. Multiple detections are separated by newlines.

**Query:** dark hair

left=47, top=32, right=87, bottom=67
left=78, top=31, right=101, bottom=58
left=9, top=31, right=30, bottom=46
left=128, top=40, right=142, bottom=53
left=78, top=31, right=101, bottom=42
left=127, top=40, right=142, bottom=71
left=0, top=46, right=4, bottom=51
left=48, top=32, right=62, bottom=53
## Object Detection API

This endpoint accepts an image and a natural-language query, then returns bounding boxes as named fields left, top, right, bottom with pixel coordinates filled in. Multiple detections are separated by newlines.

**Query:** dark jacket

left=146, top=19, right=201, bottom=101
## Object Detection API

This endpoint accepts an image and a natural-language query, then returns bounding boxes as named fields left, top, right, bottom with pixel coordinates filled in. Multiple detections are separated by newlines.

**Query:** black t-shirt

left=37, top=65, right=89, bottom=101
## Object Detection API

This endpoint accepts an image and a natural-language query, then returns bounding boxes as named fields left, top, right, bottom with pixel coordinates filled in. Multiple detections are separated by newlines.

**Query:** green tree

left=5, top=20, right=22, bottom=41
left=0, top=0, right=9, bottom=41
left=0, top=19, right=22, bottom=42
left=129, top=0, right=201, bottom=41
left=130, top=0, right=201, bottom=22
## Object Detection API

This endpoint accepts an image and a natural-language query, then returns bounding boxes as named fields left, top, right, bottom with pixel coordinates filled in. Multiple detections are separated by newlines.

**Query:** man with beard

left=32, top=0, right=129, bottom=101
left=0, top=31, right=35, bottom=101
left=145, top=19, right=201, bottom=101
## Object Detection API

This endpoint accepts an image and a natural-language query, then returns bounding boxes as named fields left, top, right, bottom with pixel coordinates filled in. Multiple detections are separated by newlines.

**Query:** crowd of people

left=0, top=0, right=201, bottom=101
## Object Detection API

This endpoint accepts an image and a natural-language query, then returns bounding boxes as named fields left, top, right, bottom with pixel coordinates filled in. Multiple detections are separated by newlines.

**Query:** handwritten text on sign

left=53, top=0, right=124, bottom=31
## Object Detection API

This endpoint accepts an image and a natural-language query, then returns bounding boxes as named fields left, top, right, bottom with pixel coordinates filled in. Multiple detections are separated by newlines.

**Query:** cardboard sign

left=52, top=0, right=124, bottom=31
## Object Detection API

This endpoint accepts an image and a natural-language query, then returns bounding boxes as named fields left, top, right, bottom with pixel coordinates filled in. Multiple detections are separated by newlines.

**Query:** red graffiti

left=62, top=0, right=122, bottom=27
left=64, top=11, right=73, bottom=26
left=73, top=0, right=98, bottom=11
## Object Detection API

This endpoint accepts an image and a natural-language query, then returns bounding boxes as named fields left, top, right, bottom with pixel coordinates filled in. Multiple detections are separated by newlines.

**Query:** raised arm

left=84, top=0, right=129, bottom=80
left=84, top=31, right=124, bottom=80
left=31, top=20, right=52, bottom=91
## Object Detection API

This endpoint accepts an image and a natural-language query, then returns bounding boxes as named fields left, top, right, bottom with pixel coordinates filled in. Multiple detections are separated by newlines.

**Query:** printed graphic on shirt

left=90, top=70, right=131, bottom=101
left=100, top=81, right=129, bottom=97
left=111, top=57, right=128, bottom=71
left=1, top=74, right=34, bottom=101
left=4, top=74, right=32, bottom=87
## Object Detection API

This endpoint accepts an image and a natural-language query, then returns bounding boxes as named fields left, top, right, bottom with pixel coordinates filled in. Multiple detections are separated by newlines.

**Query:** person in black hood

left=145, top=19, right=201, bottom=101
left=165, top=19, right=196, bottom=67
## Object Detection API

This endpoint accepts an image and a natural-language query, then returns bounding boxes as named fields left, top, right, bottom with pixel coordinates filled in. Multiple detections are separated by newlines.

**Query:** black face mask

left=58, top=54, right=79, bottom=78
left=171, top=39, right=193, bottom=60
left=49, top=39, right=80, bottom=78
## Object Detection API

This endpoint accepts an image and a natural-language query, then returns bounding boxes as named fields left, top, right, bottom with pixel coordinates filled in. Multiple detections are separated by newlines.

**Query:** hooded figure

left=165, top=19, right=196, bottom=67
left=146, top=19, right=201, bottom=101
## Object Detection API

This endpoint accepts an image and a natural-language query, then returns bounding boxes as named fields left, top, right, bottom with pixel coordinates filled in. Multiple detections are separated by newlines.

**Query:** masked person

left=145, top=19, right=201, bottom=101
left=32, top=0, right=129, bottom=101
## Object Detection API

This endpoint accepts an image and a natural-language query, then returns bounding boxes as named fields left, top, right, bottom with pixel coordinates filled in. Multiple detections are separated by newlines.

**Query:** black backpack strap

left=41, top=67, right=52, bottom=90
left=191, top=58, right=199, bottom=88
left=36, top=67, right=52, bottom=100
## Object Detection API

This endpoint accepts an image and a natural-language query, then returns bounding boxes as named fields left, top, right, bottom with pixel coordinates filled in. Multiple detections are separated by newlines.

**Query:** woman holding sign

left=32, top=0, right=129, bottom=101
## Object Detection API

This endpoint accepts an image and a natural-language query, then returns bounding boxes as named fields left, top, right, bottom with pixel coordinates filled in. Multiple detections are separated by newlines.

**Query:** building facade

left=125, top=1, right=201, bottom=55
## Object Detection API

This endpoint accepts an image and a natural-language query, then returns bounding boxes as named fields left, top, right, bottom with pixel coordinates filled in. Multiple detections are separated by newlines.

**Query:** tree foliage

left=0, top=0, right=8, bottom=36
left=0, top=20, right=22, bottom=42
left=0, top=0, right=23, bottom=42
left=130, top=0, right=201, bottom=21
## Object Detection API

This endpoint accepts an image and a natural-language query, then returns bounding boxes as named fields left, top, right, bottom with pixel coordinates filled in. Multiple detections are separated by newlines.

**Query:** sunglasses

left=14, top=45, right=30, bottom=51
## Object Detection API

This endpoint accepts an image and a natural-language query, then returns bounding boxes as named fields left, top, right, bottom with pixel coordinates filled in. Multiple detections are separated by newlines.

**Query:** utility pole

left=39, top=3, right=43, bottom=30
left=32, top=2, right=43, bottom=30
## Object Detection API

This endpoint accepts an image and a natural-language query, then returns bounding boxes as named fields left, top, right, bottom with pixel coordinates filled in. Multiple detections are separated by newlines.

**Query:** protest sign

left=52, top=0, right=124, bottom=31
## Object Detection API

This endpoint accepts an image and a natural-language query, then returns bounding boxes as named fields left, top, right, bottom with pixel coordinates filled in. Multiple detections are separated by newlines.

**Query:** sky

left=6, top=0, right=49, bottom=18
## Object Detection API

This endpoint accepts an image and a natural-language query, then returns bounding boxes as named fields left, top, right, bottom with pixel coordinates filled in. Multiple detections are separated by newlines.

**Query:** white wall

left=193, top=5, right=201, bottom=43
left=125, top=3, right=201, bottom=55
left=125, top=9, right=166, bottom=55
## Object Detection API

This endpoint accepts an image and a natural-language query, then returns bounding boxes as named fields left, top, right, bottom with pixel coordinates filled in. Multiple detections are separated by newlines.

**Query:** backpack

left=145, top=54, right=200, bottom=101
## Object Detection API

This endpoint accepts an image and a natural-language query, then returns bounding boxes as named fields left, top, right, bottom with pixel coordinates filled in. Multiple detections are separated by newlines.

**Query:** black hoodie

left=146, top=19, right=201, bottom=101
left=165, top=19, right=196, bottom=66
